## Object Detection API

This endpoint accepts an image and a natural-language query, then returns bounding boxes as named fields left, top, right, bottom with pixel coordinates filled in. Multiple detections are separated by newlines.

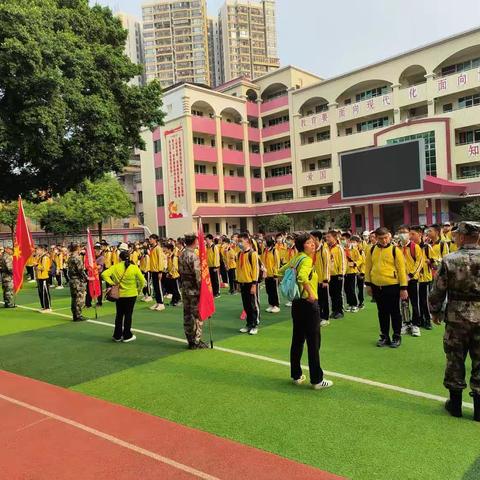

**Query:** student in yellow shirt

left=222, top=238, right=237, bottom=295
left=52, top=247, right=65, bottom=289
left=326, top=230, right=346, bottom=319
left=164, top=244, right=181, bottom=306
left=206, top=234, right=221, bottom=297
left=278, top=232, right=333, bottom=390
left=26, top=254, right=37, bottom=282
left=34, top=245, right=52, bottom=312
left=311, top=231, right=330, bottom=326
left=342, top=233, right=364, bottom=313
left=397, top=225, right=424, bottom=337
left=237, top=233, right=260, bottom=335
left=275, top=233, right=287, bottom=266
left=427, top=224, right=449, bottom=277
left=261, top=237, right=281, bottom=313
left=365, top=227, right=408, bottom=348
left=148, top=234, right=166, bottom=311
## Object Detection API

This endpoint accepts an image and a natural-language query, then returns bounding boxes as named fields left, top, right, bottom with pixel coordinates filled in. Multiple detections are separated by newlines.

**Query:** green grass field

left=1, top=282, right=478, bottom=480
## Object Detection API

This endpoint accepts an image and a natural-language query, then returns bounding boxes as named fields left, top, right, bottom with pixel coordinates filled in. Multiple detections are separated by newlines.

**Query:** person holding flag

left=178, top=230, right=213, bottom=350
left=84, top=230, right=102, bottom=314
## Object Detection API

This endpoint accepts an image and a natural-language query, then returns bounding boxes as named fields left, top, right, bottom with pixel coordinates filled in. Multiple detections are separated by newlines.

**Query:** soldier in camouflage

left=429, top=221, right=480, bottom=421
left=0, top=244, right=15, bottom=308
left=67, top=243, right=87, bottom=322
left=178, top=234, right=208, bottom=349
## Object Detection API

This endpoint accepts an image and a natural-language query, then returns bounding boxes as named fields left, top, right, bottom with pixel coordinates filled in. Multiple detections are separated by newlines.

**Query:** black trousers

left=37, top=279, right=51, bottom=309
left=166, top=277, right=181, bottom=304
left=344, top=274, right=358, bottom=307
left=240, top=283, right=259, bottom=329
left=330, top=275, right=344, bottom=315
left=357, top=275, right=365, bottom=305
left=419, top=281, right=432, bottom=325
left=113, top=296, right=137, bottom=340
left=26, top=266, right=34, bottom=280
left=227, top=268, right=236, bottom=293
left=209, top=267, right=220, bottom=296
left=290, top=299, right=323, bottom=385
left=63, top=268, right=69, bottom=284
left=220, top=259, right=228, bottom=284
left=151, top=272, right=164, bottom=304
left=407, top=279, right=421, bottom=326
left=142, top=272, right=151, bottom=296
left=317, top=283, right=330, bottom=320
left=372, top=284, right=402, bottom=338
left=265, top=277, right=279, bottom=307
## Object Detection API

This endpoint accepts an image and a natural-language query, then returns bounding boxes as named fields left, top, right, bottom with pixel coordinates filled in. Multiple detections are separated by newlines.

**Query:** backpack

left=279, top=255, right=308, bottom=301
left=370, top=244, right=397, bottom=261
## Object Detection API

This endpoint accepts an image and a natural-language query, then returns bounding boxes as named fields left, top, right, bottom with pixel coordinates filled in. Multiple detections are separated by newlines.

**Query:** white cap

left=362, top=231, right=370, bottom=236
left=118, top=243, right=129, bottom=252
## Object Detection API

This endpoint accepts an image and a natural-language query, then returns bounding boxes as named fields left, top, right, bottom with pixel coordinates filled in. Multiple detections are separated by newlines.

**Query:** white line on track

left=0, top=393, right=219, bottom=480
left=2, top=302, right=474, bottom=409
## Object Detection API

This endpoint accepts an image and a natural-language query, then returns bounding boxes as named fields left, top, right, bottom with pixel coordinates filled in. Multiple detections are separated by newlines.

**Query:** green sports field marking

left=4, top=302, right=473, bottom=410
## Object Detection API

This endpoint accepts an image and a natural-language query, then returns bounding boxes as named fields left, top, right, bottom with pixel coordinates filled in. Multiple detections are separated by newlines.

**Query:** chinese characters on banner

left=336, top=94, right=392, bottom=120
left=300, top=112, right=329, bottom=129
left=468, top=143, right=480, bottom=157
left=165, top=126, right=188, bottom=219
left=437, top=69, right=480, bottom=93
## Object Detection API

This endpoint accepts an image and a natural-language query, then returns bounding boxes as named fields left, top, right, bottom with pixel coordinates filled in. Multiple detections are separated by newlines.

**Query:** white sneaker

left=239, top=327, right=249, bottom=333
left=285, top=302, right=292, bottom=307
left=345, top=306, right=352, bottom=313
left=313, top=379, right=333, bottom=390
left=40, top=308, right=53, bottom=314
left=293, top=374, right=306, bottom=385
left=165, top=294, right=173, bottom=299
left=411, top=325, right=421, bottom=337
left=149, top=304, right=159, bottom=311
left=350, top=306, right=359, bottom=313
left=28, top=279, right=36, bottom=283
left=55, top=286, right=64, bottom=290
left=320, top=320, right=330, bottom=327
left=249, top=328, right=258, bottom=335
left=401, top=323, right=411, bottom=335
left=155, top=304, right=166, bottom=311
left=270, top=306, right=280, bottom=314
left=122, top=335, right=137, bottom=343
left=144, top=296, right=153, bottom=302
left=265, top=306, right=273, bottom=313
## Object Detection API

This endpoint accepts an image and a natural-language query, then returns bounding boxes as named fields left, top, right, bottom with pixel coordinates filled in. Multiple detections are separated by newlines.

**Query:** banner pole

left=208, top=316, right=214, bottom=349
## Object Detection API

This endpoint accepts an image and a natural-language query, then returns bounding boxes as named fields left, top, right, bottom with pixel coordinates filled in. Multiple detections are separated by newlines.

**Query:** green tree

left=459, top=200, right=480, bottom=222
left=0, top=201, right=45, bottom=243
left=313, top=212, right=329, bottom=230
left=0, top=0, right=164, bottom=201
left=336, top=212, right=352, bottom=230
left=40, top=176, right=133, bottom=239
left=268, top=214, right=292, bottom=233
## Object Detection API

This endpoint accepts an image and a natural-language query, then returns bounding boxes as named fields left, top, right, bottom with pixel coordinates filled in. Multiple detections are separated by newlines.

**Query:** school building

left=138, top=26, right=480, bottom=238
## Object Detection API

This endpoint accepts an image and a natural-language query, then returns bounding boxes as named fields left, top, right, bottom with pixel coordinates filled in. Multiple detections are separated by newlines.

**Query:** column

left=425, top=73, right=436, bottom=117
left=350, top=206, right=356, bottom=232
left=425, top=199, right=433, bottom=225
left=379, top=204, right=384, bottom=227
left=411, top=201, right=419, bottom=225
left=403, top=200, right=411, bottom=225
left=220, top=218, right=227, bottom=235
left=214, top=115, right=225, bottom=205
left=257, top=103, right=266, bottom=203
left=247, top=217, right=254, bottom=233
left=391, top=83, right=401, bottom=124
left=242, top=120, right=252, bottom=205
left=328, top=102, right=340, bottom=192
left=368, top=204, right=374, bottom=231
left=435, top=199, right=442, bottom=224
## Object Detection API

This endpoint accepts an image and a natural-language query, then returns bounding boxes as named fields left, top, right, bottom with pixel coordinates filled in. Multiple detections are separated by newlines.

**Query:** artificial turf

left=0, top=283, right=478, bottom=480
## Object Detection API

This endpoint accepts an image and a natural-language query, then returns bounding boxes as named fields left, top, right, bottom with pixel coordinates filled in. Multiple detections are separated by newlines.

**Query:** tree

left=459, top=200, right=480, bottom=222
left=0, top=201, right=45, bottom=243
left=313, top=212, right=328, bottom=230
left=268, top=214, right=292, bottom=233
left=0, top=0, right=164, bottom=201
left=40, top=176, right=133, bottom=238
left=336, top=212, right=351, bottom=230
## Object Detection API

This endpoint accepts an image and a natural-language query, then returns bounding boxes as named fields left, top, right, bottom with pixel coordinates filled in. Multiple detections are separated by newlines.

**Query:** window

left=196, top=192, right=208, bottom=203
left=443, top=103, right=453, bottom=113
left=441, top=57, right=480, bottom=76
left=192, top=109, right=204, bottom=117
left=138, top=191, right=143, bottom=204
left=265, top=114, right=289, bottom=127
left=266, top=190, right=293, bottom=201
left=158, top=226, right=166, bottom=238
left=155, top=167, right=163, bottom=180
left=316, top=131, right=330, bottom=142
left=194, top=164, right=207, bottom=174
left=265, top=165, right=292, bottom=177
left=345, top=127, right=353, bottom=135
left=156, top=194, right=164, bottom=207
left=193, top=137, right=205, bottom=145
left=315, top=104, right=328, bottom=113
left=387, top=130, right=437, bottom=176
left=214, top=192, right=219, bottom=202
left=266, top=140, right=290, bottom=152
left=458, top=129, right=480, bottom=145
left=458, top=93, right=480, bottom=110
left=355, top=85, right=389, bottom=103
left=154, top=139, right=161, bottom=153
left=458, top=164, right=480, bottom=179
left=356, top=116, right=390, bottom=133
left=203, top=223, right=210, bottom=234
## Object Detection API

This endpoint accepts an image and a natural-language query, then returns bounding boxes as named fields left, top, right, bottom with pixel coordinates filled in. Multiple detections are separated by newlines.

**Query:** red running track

left=0, top=370, right=344, bottom=480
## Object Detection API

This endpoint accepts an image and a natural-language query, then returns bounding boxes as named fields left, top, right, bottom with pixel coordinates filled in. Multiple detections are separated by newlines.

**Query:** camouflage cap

left=452, top=221, right=480, bottom=235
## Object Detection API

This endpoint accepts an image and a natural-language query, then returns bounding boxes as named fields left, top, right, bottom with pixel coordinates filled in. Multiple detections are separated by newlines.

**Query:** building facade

left=217, top=0, right=279, bottom=85
left=141, top=27, right=480, bottom=238
left=142, top=0, right=210, bottom=89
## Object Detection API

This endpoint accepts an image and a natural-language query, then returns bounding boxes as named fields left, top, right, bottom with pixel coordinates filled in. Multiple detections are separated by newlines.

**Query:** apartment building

left=140, top=26, right=480, bottom=238
left=207, top=17, right=223, bottom=88
left=142, top=0, right=210, bottom=88
left=217, top=0, right=279, bottom=84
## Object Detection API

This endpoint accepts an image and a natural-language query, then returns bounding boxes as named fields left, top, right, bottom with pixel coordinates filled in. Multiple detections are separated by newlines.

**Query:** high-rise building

left=117, top=12, right=145, bottom=86
left=217, top=0, right=279, bottom=85
left=141, top=0, right=210, bottom=88
left=207, top=17, right=223, bottom=88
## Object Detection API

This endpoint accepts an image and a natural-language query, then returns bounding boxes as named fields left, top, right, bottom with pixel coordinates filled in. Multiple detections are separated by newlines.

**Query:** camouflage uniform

left=178, top=246, right=203, bottom=347
left=0, top=251, right=14, bottom=307
left=429, top=222, right=480, bottom=398
left=67, top=252, right=87, bottom=321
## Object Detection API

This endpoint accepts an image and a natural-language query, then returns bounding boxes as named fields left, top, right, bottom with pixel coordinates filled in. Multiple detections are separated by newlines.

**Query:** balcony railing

left=222, top=149, right=245, bottom=166
left=248, top=126, right=260, bottom=142
left=224, top=176, right=247, bottom=191
left=261, top=95, right=289, bottom=114
left=264, top=174, right=293, bottom=188
left=249, top=152, right=262, bottom=167
left=262, top=121, right=290, bottom=138
left=263, top=148, right=291, bottom=163
left=221, top=121, right=243, bottom=140
left=194, top=174, right=219, bottom=190
left=192, top=116, right=216, bottom=135
left=193, top=144, right=217, bottom=163
left=247, top=101, right=259, bottom=118
left=250, top=178, right=264, bottom=192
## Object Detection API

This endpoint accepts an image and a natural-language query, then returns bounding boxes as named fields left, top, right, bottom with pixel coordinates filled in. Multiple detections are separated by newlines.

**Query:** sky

left=93, top=0, right=480, bottom=79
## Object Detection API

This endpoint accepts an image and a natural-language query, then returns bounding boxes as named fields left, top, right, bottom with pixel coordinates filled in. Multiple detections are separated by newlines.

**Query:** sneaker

left=265, top=306, right=273, bottom=313
left=350, top=306, right=359, bottom=313
left=55, top=286, right=64, bottom=290
left=239, top=327, right=249, bottom=333
left=411, top=326, right=421, bottom=337
left=214, top=294, right=221, bottom=298
left=345, top=306, right=352, bottom=313
left=165, top=294, right=173, bottom=299
left=155, top=304, right=166, bottom=311
left=112, top=336, right=123, bottom=343
left=376, top=335, right=391, bottom=347
left=293, top=374, right=306, bottom=385
left=320, top=319, right=330, bottom=327
left=285, top=302, right=292, bottom=307
left=358, top=303, right=365, bottom=309
left=28, top=279, right=36, bottom=283
left=149, top=304, right=159, bottom=311
left=401, top=323, right=411, bottom=335
left=390, top=336, right=402, bottom=348
left=122, top=335, right=137, bottom=343
left=196, top=341, right=210, bottom=349
left=332, top=313, right=344, bottom=320
left=424, top=320, right=433, bottom=330
left=144, top=296, right=153, bottom=302
left=270, top=306, right=280, bottom=314
left=313, top=379, right=333, bottom=390
left=249, top=328, right=258, bottom=335
left=40, top=308, right=53, bottom=314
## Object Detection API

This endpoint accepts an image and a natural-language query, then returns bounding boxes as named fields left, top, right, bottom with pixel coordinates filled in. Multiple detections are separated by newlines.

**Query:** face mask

left=286, top=241, right=293, bottom=248
left=349, top=242, right=357, bottom=249
left=238, top=243, right=245, bottom=251
left=340, top=240, right=347, bottom=247
left=399, top=233, right=409, bottom=243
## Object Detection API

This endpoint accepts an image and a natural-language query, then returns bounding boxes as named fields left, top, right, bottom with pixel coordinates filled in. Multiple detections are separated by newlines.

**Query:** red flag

left=85, top=228, right=101, bottom=300
left=198, top=220, right=215, bottom=321
left=13, top=197, right=35, bottom=294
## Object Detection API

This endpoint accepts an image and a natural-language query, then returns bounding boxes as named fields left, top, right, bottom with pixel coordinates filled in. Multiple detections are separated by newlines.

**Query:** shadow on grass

left=463, top=457, right=480, bottom=480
